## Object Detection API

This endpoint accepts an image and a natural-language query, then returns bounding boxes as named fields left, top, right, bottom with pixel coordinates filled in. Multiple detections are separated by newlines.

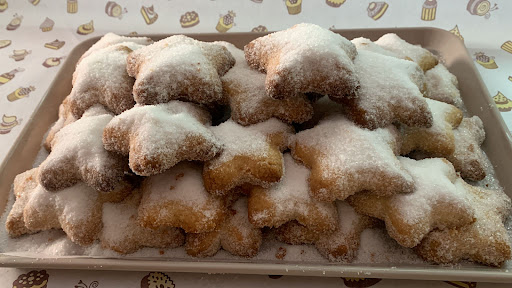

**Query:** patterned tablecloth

left=1, top=0, right=512, bottom=287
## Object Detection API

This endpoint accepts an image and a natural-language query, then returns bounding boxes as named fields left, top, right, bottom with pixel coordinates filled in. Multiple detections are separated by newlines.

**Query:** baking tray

left=1, top=28, right=512, bottom=283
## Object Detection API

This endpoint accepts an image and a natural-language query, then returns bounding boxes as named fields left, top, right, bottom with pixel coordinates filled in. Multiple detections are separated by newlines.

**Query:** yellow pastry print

left=141, top=5, right=158, bottom=25
left=285, top=0, right=302, bottom=15
left=106, top=1, right=127, bottom=19
left=67, top=0, right=77, bottom=13
left=180, top=11, right=199, bottom=28
left=467, top=0, right=497, bottom=19
left=39, top=17, right=54, bottom=32
left=77, top=20, right=94, bottom=35
left=508, top=76, right=512, bottom=82
left=29, top=0, right=40, bottom=6
left=12, top=270, right=49, bottom=288
left=0, top=39, right=11, bottom=49
left=216, top=11, right=236, bottom=33
left=444, top=280, right=477, bottom=288
left=421, top=0, right=437, bottom=21
left=43, top=57, right=65, bottom=68
left=140, top=272, right=175, bottom=288
left=0, top=68, right=23, bottom=85
left=494, top=91, right=512, bottom=112
left=0, top=114, right=21, bottom=135
left=6, top=14, right=22, bottom=31
left=7, top=86, right=35, bottom=102
left=367, top=2, right=388, bottom=20
left=449, top=25, right=464, bottom=42
left=501, top=41, right=512, bottom=54
left=326, top=0, right=345, bottom=8
left=0, top=0, right=7, bottom=12
left=44, top=39, right=65, bottom=50
left=9, top=49, right=31, bottom=61
left=474, top=52, right=497, bottom=69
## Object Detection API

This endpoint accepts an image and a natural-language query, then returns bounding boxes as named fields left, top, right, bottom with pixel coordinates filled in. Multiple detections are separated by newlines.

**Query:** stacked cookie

left=5, top=25, right=511, bottom=267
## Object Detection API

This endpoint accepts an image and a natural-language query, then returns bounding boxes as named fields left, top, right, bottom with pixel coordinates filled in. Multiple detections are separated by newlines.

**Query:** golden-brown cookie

left=127, top=35, right=235, bottom=105
left=44, top=94, right=75, bottom=151
left=248, top=154, right=338, bottom=234
left=348, top=157, right=475, bottom=248
left=416, top=180, right=511, bottom=266
left=103, top=101, right=222, bottom=176
left=203, top=118, right=293, bottom=196
left=375, top=33, right=438, bottom=71
left=290, top=114, right=414, bottom=201
left=425, top=63, right=463, bottom=108
left=244, top=23, right=359, bottom=100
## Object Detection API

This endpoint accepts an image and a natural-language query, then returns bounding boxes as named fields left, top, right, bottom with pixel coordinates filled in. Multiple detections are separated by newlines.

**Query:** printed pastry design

left=43, top=57, right=64, bottom=68
left=251, top=25, right=268, bottom=32
left=0, top=0, right=7, bottom=12
left=493, top=91, right=512, bottom=112
left=0, top=39, right=11, bottom=49
left=105, top=1, right=127, bottom=19
left=0, top=114, right=20, bottom=134
left=12, top=270, right=49, bottom=288
left=9, top=49, right=31, bottom=61
left=7, top=86, right=35, bottom=102
left=141, top=272, right=175, bottom=288
left=474, top=51, right=497, bottom=69
left=0, top=67, right=23, bottom=85
left=450, top=25, right=464, bottom=41
left=6, top=13, right=22, bottom=30
left=367, top=2, right=388, bottom=20
left=467, top=0, right=497, bottom=19
left=141, top=5, right=158, bottom=25
left=180, top=11, right=199, bottom=28
left=326, top=0, right=346, bottom=7
left=285, top=0, right=302, bottom=15
left=67, top=0, right=77, bottom=13
left=77, top=20, right=94, bottom=35
left=501, top=41, right=512, bottom=54
left=29, top=0, right=39, bottom=5
left=39, top=17, right=54, bottom=32
left=216, top=11, right=235, bottom=33
left=421, top=0, right=437, bottom=21
left=44, top=39, right=65, bottom=50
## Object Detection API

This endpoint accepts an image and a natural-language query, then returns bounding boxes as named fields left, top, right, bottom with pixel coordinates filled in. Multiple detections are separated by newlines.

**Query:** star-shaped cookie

left=103, top=101, right=222, bottom=176
left=338, top=49, right=433, bottom=129
left=290, top=114, right=414, bottom=201
left=244, top=23, right=359, bottom=100
left=216, top=41, right=313, bottom=126
left=185, top=196, right=262, bottom=258
left=375, top=33, right=438, bottom=71
left=127, top=35, right=235, bottom=105
left=425, top=63, right=463, bottom=108
left=348, top=157, right=476, bottom=248
left=203, top=118, right=293, bottom=196
left=416, top=180, right=511, bottom=266
left=38, top=110, right=129, bottom=193
left=248, top=154, right=338, bottom=234
left=44, top=94, right=75, bottom=151
left=138, top=162, right=227, bottom=233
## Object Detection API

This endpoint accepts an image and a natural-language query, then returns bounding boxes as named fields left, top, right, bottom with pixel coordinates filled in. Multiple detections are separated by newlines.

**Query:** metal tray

left=1, top=28, right=512, bottom=283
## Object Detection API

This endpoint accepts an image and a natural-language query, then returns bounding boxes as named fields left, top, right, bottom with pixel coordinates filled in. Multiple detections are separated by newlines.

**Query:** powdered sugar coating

left=103, top=101, right=222, bottom=176
left=127, top=35, right=235, bottom=105
left=39, top=113, right=127, bottom=193
left=244, top=23, right=359, bottom=99
left=44, top=95, right=75, bottom=151
left=425, top=63, right=463, bottom=109
left=375, top=33, right=438, bottom=71
left=216, top=41, right=313, bottom=125
left=78, top=33, right=153, bottom=65
left=340, top=49, right=432, bottom=129
left=138, top=162, right=226, bottom=233
left=291, top=114, right=414, bottom=201
left=351, top=37, right=400, bottom=58
left=248, top=154, right=338, bottom=233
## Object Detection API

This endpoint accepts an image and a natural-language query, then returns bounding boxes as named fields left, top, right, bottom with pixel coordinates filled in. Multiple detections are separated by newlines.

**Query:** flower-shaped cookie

left=38, top=110, right=128, bottom=193
left=127, top=35, right=235, bottom=105
left=339, top=49, right=433, bottom=129
left=375, top=33, right=438, bottom=71
left=348, top=157, right=476, bottom=248
left=185, top=196, right=262, bottom=258
left=203, top=118, right=293, bottom=196
left=138, top=162, right=227, bottom=233
left=275, top=201, right=378, bottom=262
left=217, top=41, right=313, bottom=125
left=100, top=189, right=185, bottom=254
left=244, top=23, right=359, bottom=100
left=103, top=101, right=222, bottom=176
left=248, top=154, right=338, bottom=233
left=425, top=63, right=463, bottom=108
left=70, top=43, right=146, bottom=118
left=416, top=180, right=511, bottom=267
left=290, top=114, right=414, bottom=201
left=400, top=98, right=463, bottom=156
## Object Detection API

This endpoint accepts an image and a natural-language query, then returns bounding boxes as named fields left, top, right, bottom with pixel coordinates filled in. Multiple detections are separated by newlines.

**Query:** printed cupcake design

left=285, top=0, right=302, bottom=15
left=6, top=14, right=22, bottom=30
left=341, top=277, right=382, bottom=287
left=0, top=39, right=11, bottom=49
left=216, top=11, right=236, bottom=33
left=449, top=25, right=464, bottom=42
left=7, top=86, right=35, bottom=102
left=326, top=0, right=346, bottom=7
left=501, top=41, right=512, bottom=54
left=67, top=0, right=77, bottom=13
left=12, top=270, right=48, bottom=287
left=141, top=5, right=158, bottom=25
left=106, top=1, right=127, bottom=19
left=367, top=2, right=388, bottom=20
left=0, top=0, right=7, bottom=12
left=474, top=52, right=497, bottom=69
left=29, top=0, right=40, bottom=5
left=467, top=0, right=497, bottom=19
left=77, top=20, right=94, bottom=35
left=141, top=272, right=175, bottom=288
left=40, top=17, right=54, bottom=32
left=0, top=114, right=21, bottom=135
left=494, top=91, right=512, bottom=112
left=43, top=56, right=65, bottom=68
left=444, top=281, right=477, bottom=288
left=44, top=39, right=65, bottom=50
left=180, top=11, right=199, bottom=28
left=251, top=25, right=268, bottom=32
left=9, top=49, right=31, bottom=61
left=421, top=0, right=437, bottom=21
left=0, top=67, right=24, bottom=85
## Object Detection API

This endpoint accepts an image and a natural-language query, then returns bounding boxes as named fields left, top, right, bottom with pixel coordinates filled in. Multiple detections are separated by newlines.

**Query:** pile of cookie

left=5, top=24, right=511, bottom=267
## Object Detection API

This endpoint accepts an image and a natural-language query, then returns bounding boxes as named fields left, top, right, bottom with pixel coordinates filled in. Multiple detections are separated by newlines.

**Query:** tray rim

left=1, top=27, right=512, bottom=282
